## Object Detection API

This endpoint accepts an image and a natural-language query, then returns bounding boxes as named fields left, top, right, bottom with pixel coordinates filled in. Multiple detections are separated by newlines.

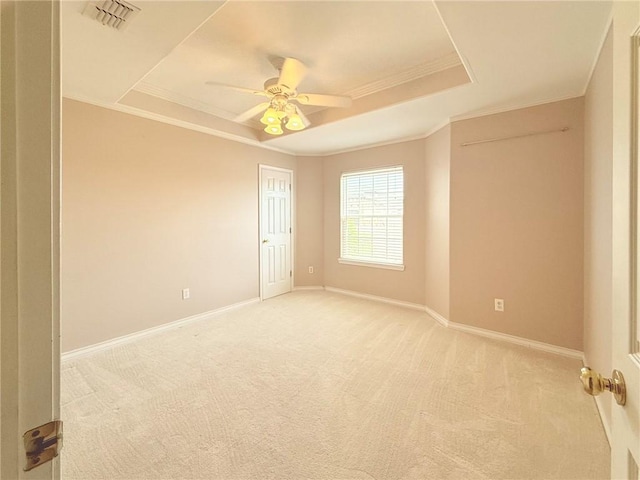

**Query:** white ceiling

left=62, top=1, right=612, bottom=156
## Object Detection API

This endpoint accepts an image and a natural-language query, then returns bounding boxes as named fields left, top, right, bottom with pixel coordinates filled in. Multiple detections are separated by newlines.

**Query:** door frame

left=0, top=1, right=61, bottom=479
left=258, top=164, right=294, bottom=301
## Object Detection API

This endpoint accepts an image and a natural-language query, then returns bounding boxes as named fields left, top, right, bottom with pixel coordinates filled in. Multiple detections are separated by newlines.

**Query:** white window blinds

left=340, top=166, right=404, bottom=266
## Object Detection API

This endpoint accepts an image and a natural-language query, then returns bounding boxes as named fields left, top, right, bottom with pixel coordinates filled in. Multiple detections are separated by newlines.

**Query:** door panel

left=611, top=3, right=640, bottom=477
left=260, top=166, right=292, bottom=300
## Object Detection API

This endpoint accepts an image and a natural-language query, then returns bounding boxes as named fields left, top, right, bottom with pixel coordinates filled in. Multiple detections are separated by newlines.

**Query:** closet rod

left=460, top=127, right=569, bottom=147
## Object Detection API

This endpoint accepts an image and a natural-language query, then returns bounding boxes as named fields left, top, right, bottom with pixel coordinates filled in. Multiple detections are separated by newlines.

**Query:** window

left=340, top=166, right=404, bottom=270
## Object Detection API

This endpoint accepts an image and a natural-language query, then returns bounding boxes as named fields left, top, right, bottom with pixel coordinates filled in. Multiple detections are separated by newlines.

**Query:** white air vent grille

left=83, top=0, right=140, bottom=31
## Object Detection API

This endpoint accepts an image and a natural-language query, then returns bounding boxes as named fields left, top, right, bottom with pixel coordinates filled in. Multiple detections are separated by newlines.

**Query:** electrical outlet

left=494, top=298, right=504, bottom=312
left=308, top=266, right=314, bottom=274
left=182, top=288, right=190, bottom=300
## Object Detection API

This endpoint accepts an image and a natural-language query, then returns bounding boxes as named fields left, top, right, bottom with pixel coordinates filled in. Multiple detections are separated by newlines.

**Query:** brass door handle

left=580, top=366, right=626, bottom=406
left=262, top=239, right=269, bottom=244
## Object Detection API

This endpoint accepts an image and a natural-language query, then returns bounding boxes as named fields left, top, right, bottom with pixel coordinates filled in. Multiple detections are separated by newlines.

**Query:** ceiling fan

left=206, top=57, right=352, bottom=135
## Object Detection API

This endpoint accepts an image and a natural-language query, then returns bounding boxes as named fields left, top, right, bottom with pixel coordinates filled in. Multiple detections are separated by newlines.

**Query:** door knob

left=580, top=367, right=626, bottom=406
left=262, top=239, right=269, bottom=244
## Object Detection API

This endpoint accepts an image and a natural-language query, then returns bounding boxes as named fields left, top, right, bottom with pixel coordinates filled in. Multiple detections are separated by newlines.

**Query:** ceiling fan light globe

left=260, top=108, right=281, bottom=125
left=264, top=123, right=283, bottom=135
left=285, top=114, right=305, bottom=131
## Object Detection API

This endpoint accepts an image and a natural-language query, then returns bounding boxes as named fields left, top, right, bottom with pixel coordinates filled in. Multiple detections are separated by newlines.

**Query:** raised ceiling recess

left=62, top=1, right=612, bottom=155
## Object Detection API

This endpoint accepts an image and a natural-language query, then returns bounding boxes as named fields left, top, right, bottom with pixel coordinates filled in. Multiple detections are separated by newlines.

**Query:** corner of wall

left=295, top=155, right=325, bottom=287
left=424, top=124, right=451, bottom=320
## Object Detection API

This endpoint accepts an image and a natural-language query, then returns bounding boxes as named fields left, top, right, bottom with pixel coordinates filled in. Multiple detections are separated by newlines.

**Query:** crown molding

left=344, top=52, right=462, bottom=100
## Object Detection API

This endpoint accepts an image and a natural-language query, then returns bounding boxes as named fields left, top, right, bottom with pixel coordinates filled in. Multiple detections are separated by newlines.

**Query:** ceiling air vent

left=83, top=0, right=140, bottom=31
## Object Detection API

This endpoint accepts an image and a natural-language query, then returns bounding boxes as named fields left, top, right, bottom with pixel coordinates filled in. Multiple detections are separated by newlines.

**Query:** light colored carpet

left=61, top=290, right=609, bottom=479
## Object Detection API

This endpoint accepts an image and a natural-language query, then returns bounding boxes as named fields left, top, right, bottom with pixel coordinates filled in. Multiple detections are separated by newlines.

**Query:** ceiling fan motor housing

left=272, top=95, right=289, bottom=109
left=264, top=78, right=295, bottom=97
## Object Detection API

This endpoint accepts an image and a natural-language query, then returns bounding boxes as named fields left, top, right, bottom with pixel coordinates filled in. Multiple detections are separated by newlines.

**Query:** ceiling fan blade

left=278, top=58, right=308, bottom=91
left=206, top=81, right=268, bottom=97
left=295, top=93, right=352, bottom=108
left=234, top=102, right=270, bottom=123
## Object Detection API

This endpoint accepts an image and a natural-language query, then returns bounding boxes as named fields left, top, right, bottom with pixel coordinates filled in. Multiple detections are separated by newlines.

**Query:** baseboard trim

left=62, top=297, right=261, bottom=362
left=65, top=287, right=584, bottom=364
left=447, top=320, right=583, bottom=359
left=324, top=286, right=426, bottom=312
left=324, top=287, right=582, bottom=359
left=425, top=306, right=449, bottom=327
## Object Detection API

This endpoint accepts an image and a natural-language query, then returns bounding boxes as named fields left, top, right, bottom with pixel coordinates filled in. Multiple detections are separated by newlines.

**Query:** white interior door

left=0, top=1, right=61, bottom=479
left=611, top=3, right=640, bottom=478
left=259, top=166, right=292, bottom=300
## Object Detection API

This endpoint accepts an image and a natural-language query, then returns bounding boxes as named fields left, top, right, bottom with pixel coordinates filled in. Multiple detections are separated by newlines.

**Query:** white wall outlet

left=308, top=266, right=314, bottom=274
left=182, top=288, right=190, bottom=300
left=494, top=298, right=504, bottom=312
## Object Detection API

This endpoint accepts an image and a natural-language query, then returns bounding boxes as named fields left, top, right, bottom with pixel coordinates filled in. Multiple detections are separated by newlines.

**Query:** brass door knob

left=262, top=239, right=269, bottom=244
left=580, top=366, right=626, bottom=406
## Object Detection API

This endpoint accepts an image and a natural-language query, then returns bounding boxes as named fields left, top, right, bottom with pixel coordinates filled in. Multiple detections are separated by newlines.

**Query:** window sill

left=338, top=258, right=405, bottom=271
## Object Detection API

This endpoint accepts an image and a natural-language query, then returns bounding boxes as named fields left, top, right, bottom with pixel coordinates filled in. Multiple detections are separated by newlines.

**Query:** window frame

left=339, top=165, right=405, bottom=271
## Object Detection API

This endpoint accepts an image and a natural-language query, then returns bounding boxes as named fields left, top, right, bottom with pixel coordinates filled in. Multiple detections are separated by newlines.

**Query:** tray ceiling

left=62, top=1, right=612, bottom=155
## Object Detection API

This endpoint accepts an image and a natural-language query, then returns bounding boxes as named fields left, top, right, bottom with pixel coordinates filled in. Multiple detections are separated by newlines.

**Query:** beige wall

left=583, top=26, right=613, bottom=434
left=323, top=140, right=426, bottom=305
left=62, top=99, right=296, bottom=352
left=63, top=96, right=590, bottom=353
left=424, top=125, right=451, bottom=319
left=449, top=98, right=584, bottom=350
left=295, top=156, right=324, bottom=286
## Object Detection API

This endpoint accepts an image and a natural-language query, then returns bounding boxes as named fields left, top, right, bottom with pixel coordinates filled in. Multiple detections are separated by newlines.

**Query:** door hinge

left=23, top=420, right=63, bottom=471
left=290, top=270, right=292, bottom=277
left=289, top=227, right=292, bottom=234
left=289, top=183, right=291, bottom=191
